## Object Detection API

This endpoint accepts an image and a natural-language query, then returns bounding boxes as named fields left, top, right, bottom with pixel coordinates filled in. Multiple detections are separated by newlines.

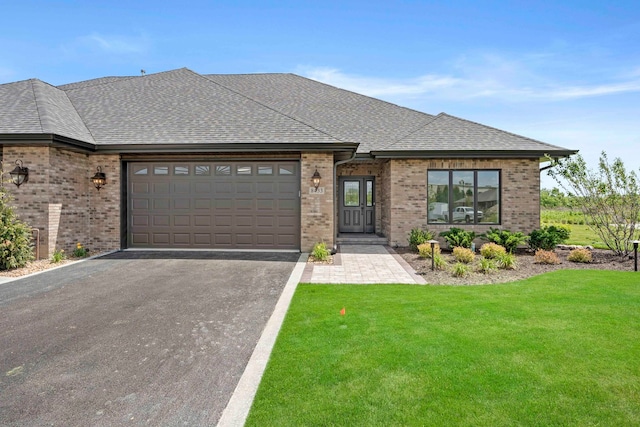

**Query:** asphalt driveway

left=0, top=251, right=300, bottom=426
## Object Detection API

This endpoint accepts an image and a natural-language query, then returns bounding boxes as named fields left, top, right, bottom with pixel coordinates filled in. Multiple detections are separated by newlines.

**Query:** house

left=0, top=68, right=576, bottom=257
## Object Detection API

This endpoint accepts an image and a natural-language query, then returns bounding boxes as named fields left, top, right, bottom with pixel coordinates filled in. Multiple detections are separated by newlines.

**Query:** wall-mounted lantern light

left=312, top=169, right=321, bottom=190
left=9, top=159, right=29, bottom=187
left=91, top=166, right=107, bottom=191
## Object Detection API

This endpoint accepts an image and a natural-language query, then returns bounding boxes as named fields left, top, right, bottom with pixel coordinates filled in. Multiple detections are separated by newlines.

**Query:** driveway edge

left=217, top=253, right=308, bottom=427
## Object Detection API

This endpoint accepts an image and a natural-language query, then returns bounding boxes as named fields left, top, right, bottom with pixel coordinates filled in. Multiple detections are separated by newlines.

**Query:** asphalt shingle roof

left=0, top=68, right=576, bottom=156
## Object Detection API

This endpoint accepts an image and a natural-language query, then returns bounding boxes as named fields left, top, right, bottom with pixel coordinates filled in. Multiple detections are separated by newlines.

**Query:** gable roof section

left=206, top=73, right=435, bottom=153
left=0, top=79, right=94, bottom=143
left=375, top=113, right=575, bottom=158
left=62, top=68, right=345, bottom=147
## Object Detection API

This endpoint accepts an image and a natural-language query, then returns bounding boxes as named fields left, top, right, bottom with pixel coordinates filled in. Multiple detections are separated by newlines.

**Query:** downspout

left=332, top=151, right=358, bottom=253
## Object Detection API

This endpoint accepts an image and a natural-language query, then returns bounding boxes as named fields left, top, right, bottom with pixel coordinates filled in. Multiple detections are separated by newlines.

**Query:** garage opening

left=127, top=161, right=300, bottom=250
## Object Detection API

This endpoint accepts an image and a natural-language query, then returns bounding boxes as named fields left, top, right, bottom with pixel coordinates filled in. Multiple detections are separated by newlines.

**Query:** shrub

left=479, top=242, right=507, bottom=259
left=452, top=246, right=475, bottom=263
left=477, top=257, right=497, bottom=274
left=568, top=248, right=592, bottom=263
left=432, top=253, right=447, bottom=271
left=0, top=188, right=34, bottom=270
left=483, top=227, right=527, bottom=253
left=452, top=262, right=470, bottom=277
left=311, top=242, right=330, bottom=261
left=417, top=242, right=440, bottom=259
left=408, top=228, right=434, bottom=252
left=534, top=249, right=560, bottom=265
left=439, top=227, right=476, bottom=249
left=496, top=252, right=518, bottom=270
left=51, top=248, right=66, bottom=263
left=528, top=225, right=571, bottom=251
left=73, top=242, right=89, bottom=258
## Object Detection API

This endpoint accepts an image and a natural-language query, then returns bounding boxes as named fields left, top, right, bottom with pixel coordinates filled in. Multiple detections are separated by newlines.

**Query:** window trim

left=427, top=169, right=501, bottom=225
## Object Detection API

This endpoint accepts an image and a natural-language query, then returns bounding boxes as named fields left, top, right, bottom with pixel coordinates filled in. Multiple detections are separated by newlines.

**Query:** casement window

left=427, top=170, right=500, bottom=225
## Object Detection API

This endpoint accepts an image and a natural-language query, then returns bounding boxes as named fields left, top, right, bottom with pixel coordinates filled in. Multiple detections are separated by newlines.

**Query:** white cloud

left=297, top=62, right=640, bottom=103
left=63, top=32, right=151, bottom=56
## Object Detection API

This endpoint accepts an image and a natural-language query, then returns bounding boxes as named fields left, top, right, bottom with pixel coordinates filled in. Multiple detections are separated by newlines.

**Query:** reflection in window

left=366, top=180, right=373, bottom=207
left=427, top=171, right=450, bottom=223
left=215, top=165, right=231, bottom=175
left=258, top=165, right=273, bottom=175
left=195, top=165, right=210, bottom=175
left=174, top=166, right=189, bottom=175
left=427, top=170, right=500, bottom=225
left=154, top=166, right=169, bottom=175
left=237, top=165, right=252, bottom=175
left=478, top=171, right=500, bottom=223
left=133, top=166, right=148, bottom=175
left=279, top=165, right=294, bottom=175
left=344, top=181, right=360, bottom=207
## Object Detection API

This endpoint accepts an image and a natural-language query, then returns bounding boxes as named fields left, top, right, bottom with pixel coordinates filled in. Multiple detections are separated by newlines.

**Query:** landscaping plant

left=73, top=242, right=89, bottom=258
left=496, top=252, right=518, bottom=270
left=534, top=249, right=560, bottom=265
left=311, top=242, right=330, bottom=261
left=477, top=257, right=497, bottom=274
left=417, top=242, right=440, bottom=259
left=567, top=248, right=593, bottom=263
left=483, top=227, right=526, bottom=253
left=452, top=262, right=470, bottom=277
left=528, top=225, right=570, bottom=251
left=408, top=228, right=434, bottom=252
left=452, top=246, right=475, bottom=264
left=439, top=227, right=476, bottom=249
left=51, top=248, right=65, bottom=263
left=0, top=184, right=34, bottom=270
left=479, top=242, right=506, bottom=259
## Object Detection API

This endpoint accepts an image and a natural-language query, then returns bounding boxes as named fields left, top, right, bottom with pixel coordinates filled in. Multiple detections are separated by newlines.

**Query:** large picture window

left=428, top=170, right=500, bottom=224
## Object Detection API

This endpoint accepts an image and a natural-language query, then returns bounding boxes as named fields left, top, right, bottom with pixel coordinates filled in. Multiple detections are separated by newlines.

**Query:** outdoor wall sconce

left=311, top=169, right=321, bottom=190
left=9, top=159, right=29, bottom=187
left=91, top=166, right=107, bottom=191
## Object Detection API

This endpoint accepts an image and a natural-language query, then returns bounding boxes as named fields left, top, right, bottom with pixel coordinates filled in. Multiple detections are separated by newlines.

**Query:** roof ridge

left=29, top=80, right=46, bottom=133
left=200, top=73, right=348, bottom=144
left=382, top=112, right=445, bottom=150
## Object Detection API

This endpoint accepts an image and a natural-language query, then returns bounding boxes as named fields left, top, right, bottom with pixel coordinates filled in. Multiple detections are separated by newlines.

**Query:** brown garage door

left=127, top=161, right=300, bottom=250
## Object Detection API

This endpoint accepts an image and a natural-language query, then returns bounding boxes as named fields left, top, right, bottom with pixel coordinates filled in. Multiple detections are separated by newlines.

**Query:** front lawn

left=247, top=270, right=640, bottom=426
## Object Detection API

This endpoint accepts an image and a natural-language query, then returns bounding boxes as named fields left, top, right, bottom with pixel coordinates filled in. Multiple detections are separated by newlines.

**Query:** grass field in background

left=246, top=271, right=640, bottom=426
left=541, top=209, right=609, bottom=248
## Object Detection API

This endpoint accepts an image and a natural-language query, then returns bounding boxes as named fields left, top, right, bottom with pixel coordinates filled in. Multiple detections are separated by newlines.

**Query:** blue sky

left=2, top=0, right=639, bottom=189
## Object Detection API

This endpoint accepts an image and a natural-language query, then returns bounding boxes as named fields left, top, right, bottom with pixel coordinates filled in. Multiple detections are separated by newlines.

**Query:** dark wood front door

left=339, top=176, right=375, bottom=233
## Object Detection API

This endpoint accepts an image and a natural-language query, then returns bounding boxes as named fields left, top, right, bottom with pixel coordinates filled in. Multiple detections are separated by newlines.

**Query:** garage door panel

left=128, top=161, right=300, bottom=250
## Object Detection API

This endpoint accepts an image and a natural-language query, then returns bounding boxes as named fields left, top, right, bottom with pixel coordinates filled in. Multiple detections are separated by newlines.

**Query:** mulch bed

left=396, top=247, right=637, bottom=285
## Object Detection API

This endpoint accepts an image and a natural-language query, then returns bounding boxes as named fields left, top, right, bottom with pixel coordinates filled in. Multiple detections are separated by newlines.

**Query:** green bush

left=73, top=242, right=89, bottom=258
left=432, top=253, right=447, bottom=271
left=408, top=228, right=434, bottom=252
left=311, top=242, right=330, bottom=261
left=417, top=242, right=440, bottom=259
left=51, top=248, right=66, bottom=263
left=528, top=225, right=571, bottom=251
left=496, top=252, right=518, bottom=270
left=452, top=246, right=475, bottom=263
left=479, top=242, right=507, bottom=259
left=0, top=189, right=34, bottom=270
left=439, top=227, right=476, bottom=249
left=477, top=257, right=497, bottom=274
left=483, top=227, right=527, bottom=253
left=452, top=262, right=470, bottom=277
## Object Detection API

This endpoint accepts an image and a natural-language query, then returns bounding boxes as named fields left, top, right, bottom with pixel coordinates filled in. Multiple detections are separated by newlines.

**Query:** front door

left=339, top=176, right=375, bottom=233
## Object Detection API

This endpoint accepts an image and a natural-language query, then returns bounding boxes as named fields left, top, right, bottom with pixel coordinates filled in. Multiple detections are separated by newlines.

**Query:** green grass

left=541, top=209, right=609, bottom=248
left=247, top=271, right=640, bottom=426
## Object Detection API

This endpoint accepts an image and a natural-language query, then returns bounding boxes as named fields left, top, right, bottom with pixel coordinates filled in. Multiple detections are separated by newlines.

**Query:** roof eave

left=94, top=142, right=359, bottom=154
left=0, top=133, right=97, bottom=152
left=369, top=149, right=578, bottom=159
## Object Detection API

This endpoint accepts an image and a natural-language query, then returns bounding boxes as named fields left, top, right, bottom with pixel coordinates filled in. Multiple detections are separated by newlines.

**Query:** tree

left=547, top=151, right=640, bottom=256
left=0, top=164, right=35, bottom=270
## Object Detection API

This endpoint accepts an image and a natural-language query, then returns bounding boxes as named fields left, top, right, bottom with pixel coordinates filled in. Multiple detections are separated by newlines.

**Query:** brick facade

left=2, top=146, right=120, bottom=258
left=300, top=152, right=334, bottom=251
left=385, top=158, right=540, bottom=247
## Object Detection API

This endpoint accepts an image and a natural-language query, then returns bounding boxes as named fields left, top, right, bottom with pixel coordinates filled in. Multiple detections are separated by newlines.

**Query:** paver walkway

left=301, top=245, right=425, bottom=284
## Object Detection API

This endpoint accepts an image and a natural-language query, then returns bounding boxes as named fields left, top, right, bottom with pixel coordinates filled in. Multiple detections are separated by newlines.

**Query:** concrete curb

left=0, top=250, right=120, bottom=284
left=217, top=253, right=308, bottom=427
